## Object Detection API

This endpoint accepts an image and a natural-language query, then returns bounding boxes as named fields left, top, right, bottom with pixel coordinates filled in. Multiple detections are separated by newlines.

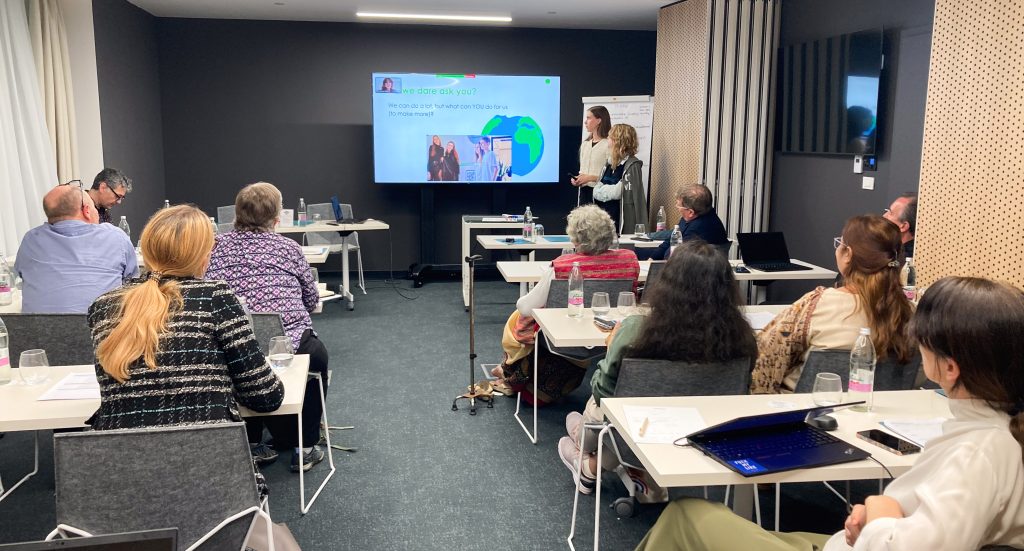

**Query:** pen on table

left=638, top=417, right=650, bottom=438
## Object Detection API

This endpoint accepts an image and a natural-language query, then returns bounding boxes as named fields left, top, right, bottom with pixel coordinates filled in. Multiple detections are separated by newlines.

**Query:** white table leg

left=341, top=239, right=354, bottom=310
left=0, top=430, right=39, bottom=504
left=513, top=334, right=540, bottom=444
left=299, top=374, right=336, bottom=515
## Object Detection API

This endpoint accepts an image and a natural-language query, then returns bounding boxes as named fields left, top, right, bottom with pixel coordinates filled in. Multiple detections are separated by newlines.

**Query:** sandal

left=490, top=365, right=506, bottom=379
left=492, top=380, right=516, bottom=396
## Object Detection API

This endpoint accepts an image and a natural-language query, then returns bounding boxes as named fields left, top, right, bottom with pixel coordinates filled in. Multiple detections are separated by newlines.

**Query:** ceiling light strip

left=355, top=11, right=511, bottom=23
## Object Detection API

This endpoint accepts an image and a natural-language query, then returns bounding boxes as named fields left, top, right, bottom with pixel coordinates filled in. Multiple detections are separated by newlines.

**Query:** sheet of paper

left=37, top=372, right=100, bottom=401
left=622, top=405, right=706, bottom=445
left=743, top=311, right=777, bottom=330
left=302, top=246, right=328, bottom=255
left=880, top=418, right=947, bottom=448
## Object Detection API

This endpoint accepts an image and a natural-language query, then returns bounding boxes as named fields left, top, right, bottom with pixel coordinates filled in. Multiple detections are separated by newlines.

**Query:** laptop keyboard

left=747, top=262, right=813, bottom=272
left=703, top=428, right=839, bottom=460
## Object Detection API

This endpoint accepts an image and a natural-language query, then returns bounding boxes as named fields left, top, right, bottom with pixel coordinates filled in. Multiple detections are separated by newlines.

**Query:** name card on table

left=279, top=209, right=295, bottom=227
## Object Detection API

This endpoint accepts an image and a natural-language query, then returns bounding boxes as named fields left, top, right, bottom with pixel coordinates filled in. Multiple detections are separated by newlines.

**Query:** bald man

left=14, top=185, right=138, bottom=313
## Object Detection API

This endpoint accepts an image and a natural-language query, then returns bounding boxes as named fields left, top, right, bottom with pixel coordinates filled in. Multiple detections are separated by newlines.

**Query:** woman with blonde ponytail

left=87, top=205, right=283, bottom=430
left=751, top=214, right=914, bottom=394
left=636, top=276, right=1024, bottom=551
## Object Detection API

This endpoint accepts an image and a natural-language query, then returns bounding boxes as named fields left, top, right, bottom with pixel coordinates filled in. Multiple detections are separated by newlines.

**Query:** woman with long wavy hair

left=559, top=240, right=757, bottom=499
left=87, top=205, right=283, bottom=430
left=750, top=214, right=914, bottom=394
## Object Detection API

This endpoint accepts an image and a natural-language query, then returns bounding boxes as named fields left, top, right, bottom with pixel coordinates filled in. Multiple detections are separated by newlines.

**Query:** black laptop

left=685, top=402, right=870, bottom=477
left=0, top=529, right=177, bottom=551
left=735, top=232, right=813, bottom=272
left=328, top=196, right=368, bottom=225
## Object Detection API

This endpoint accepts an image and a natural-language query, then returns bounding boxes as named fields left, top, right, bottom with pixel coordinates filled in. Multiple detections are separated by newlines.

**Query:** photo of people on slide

left=376, top=76, right=402, bottom=93
left=372, top=73, right=559, bottom=183
left=424, top=134, right=512, bottom=182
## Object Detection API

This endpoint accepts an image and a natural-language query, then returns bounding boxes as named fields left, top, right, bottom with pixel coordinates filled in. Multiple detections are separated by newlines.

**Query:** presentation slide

left=372, top=73, right=560, bottom=184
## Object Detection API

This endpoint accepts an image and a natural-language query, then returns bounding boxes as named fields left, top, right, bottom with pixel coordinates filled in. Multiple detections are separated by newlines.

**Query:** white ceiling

left=127, top=0, right=664, bottom=31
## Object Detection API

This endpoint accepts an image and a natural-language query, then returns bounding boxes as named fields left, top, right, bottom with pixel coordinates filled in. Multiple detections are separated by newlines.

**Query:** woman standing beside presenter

left=571, top=106, right=611, bottom=207
left=593, top=123, right=646, bottom=233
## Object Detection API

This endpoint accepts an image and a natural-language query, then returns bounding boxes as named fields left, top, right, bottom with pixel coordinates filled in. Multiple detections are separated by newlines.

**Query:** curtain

left=0, top=0, right=57, bottom=255
left=28, top=0, right=78, bottom=183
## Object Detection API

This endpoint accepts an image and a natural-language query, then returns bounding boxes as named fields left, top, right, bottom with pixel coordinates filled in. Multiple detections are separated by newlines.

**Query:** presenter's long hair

left=445, top=141, right=460, bottom=163
left=838, top=215, right=914, bottom=363
left=626, top=241, right=756, bottom=364
left=586, top=106, right=611, bottom=140
left=609, top=124, right=639, bottom=167
left=96, top=205, right=214, bottom=382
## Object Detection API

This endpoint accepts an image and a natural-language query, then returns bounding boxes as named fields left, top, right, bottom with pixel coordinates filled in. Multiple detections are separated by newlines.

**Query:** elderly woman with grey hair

left=493, top=204, right=640, bottom=405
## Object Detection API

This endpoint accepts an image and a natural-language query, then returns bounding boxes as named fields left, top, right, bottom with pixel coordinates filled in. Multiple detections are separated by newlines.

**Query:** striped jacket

left=86, top=278, right=284, bottom=430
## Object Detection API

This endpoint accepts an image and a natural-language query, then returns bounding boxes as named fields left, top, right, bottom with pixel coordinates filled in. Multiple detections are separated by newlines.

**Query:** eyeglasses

left=60, top=179, right=86, bottom=210
left=109, top=185, right=125, bottom=203
left=833, top=236, right=845, bottom=249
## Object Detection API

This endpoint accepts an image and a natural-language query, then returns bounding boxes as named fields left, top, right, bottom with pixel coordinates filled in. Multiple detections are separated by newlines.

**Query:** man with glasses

left=13, top=184, right=138, bottom=313
left=882, top=192, right=917, bottom=258
left=640, top=185, right=729, bottom=260
left=87, top=168, right=133, bottom=224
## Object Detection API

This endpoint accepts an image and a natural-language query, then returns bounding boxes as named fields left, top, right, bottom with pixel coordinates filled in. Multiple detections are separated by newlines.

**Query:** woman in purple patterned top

left=207, top=181, right=330, bottom=473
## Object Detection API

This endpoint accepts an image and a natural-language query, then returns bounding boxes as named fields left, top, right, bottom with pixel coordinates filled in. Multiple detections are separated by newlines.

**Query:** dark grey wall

left=92, top=0, right=166, bottom=231
left=153, top=19, right=657, bottom=272
left=768, top=0, right=933, bottom=300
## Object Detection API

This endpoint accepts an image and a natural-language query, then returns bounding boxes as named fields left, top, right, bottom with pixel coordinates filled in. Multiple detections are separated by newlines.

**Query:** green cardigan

left=590, top=314, right=645, bottom=405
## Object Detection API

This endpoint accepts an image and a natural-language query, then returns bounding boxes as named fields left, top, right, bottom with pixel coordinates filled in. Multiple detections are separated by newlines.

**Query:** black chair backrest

left=53, top=423, right=259, bottom=550
left=250, top=313, right=285, bottom=355
left=2, top=313, right=94, bottom=366
left=794, top=349, right=922, bottom=393
left=545, top=279, right=635, bottom=309
left=616, top=357, right=753, bottom=398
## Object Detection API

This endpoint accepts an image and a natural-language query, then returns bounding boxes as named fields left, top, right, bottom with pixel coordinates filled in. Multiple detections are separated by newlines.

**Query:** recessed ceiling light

left=274, top=2, right=285, bottom=5
left=548, top=11, right=557, bottom=14
left=355, top=11, right=512, bottom=23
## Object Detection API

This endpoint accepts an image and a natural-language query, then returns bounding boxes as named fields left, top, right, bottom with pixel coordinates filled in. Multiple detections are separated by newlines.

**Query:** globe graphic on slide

left=480, top=115, right=544, bottom=176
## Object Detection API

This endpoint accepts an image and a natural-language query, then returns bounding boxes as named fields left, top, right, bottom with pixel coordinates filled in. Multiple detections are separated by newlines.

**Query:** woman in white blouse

left=571, top=106, right=611, bottom=206
left=635, top=276, right=1024, bottom=551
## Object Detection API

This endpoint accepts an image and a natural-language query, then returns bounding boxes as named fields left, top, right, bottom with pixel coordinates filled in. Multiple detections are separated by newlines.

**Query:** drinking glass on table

left=19, top=349, right=49, bottom=385
left=312, top=213, right=322, bottom=224
left=561, top=247, right=575, bottom=256
left=0, top=271, right=13, bottom=306
left=592, top=292, right=610, bottom=317
left=534, top=224, right=544, bottom=239
left=617, top=292, right=636, bottom=317
left=812, top=373, right=843, bottom=406
left=268, top=336, right=293, bottom=371
left=634, top=224, right=646, bottom=237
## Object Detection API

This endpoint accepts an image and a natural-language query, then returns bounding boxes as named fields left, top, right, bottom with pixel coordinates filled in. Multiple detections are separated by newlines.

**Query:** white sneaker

left=558, top=436, right=596, bottom=495
left=565, top=411, right=584, bottom=446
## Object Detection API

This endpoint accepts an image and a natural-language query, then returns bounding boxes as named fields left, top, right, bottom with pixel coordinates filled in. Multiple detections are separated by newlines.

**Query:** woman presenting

left=592, top=123, right=646, bottom=233
left=571, top=106, right=611, bottom=206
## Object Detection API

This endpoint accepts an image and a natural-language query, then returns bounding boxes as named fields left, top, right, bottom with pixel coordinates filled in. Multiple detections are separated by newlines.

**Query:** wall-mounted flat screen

left=372, top=73, right=560, bottom=184
left=779, top=29, right=883, bottom=155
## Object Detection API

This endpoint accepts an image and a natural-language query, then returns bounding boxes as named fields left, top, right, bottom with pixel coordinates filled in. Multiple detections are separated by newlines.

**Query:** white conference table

left=461, top=215, right=528, bottom=309
left=497, top=259, right=836, bottom=286
left=0, top=355, right=334, bottom=514
left=275, top=219, right=390, bottom=310
left=566, top=390, right=949, bottom=550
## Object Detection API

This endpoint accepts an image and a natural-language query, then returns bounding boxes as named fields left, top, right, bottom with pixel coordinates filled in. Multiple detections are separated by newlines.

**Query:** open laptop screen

left=687, top=402, right=863, bottom=439
left=736, top=232, right=793, bottom=264
left=330, top=196, right=343, bottom=222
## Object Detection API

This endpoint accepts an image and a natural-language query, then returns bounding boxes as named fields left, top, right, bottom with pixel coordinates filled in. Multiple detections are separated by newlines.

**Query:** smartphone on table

left=856, top=429, right=922, bottom=455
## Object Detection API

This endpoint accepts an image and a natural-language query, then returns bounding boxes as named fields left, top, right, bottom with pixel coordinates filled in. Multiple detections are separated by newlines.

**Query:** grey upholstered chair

left=47, top=423, right=271, bottom=551
left=304, top=202, right=365, bottom=293
left=2, top=313, right=94, bottom=366
left=794, top=349, right=923, bottom=393
left=216, top=205, right=235, bottom=225
left=250, top=312, right=286, bottom=356
left=643, top=261, right=667, bottom=293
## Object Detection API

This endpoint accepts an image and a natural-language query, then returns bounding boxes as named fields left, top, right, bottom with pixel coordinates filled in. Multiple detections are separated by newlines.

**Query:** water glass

left=592, top=292, right=611, bottom=317
left=311, top=267, right=320, bottom=283
left=812, top=373, right=843, bottom=406
left=312, top=213, right=322, bottom=224
left=634, top=224, right=647, bottom=236
left=617, top=292, right=636, bottom=317
left=268, top=336, right=293, bottom=371
left=561, top=247, right=575, bottom=256
left=19, top=349, right=49, bottom=385
left=534, top=224, right=544, bottom=239
left=0, top=271, right=12, bottom=306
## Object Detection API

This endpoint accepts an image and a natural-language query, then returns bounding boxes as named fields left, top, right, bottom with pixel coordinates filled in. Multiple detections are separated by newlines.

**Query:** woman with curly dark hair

left=558, top=240, right=757, bottom=499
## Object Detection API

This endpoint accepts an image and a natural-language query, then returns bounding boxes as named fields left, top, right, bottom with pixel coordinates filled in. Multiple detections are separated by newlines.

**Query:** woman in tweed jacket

left=87, top=205, right=283, bottom=430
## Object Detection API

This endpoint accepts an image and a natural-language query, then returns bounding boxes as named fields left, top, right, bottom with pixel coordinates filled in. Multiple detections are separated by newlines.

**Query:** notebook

left=685, top=402, right=870, bottom=477
left=735, top=232, right=813, bottom=272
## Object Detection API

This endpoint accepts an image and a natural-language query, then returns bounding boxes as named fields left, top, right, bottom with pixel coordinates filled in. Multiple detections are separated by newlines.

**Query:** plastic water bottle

left=522, top=206, right=535, bottom=242
left=901, top=257, right=917, bottom=301
left=669, top=227, right=683, bottom=256
left=298, top=198, right=307, bottom=226
left=118, top=216, right=131, bottom=240
left=163, top=199, right=170, bottom=209
left=849, top=328, right=876, bottom=412
left=567, top=261, right=584, bottom=318
left=209, top=217, right=218, bottom=234
left=656, top=206, right=667, bottom=232
left=0, top=316, right=11, bottom=386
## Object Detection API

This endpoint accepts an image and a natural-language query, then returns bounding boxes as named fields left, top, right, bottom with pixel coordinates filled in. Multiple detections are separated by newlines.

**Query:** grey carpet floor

left=0, top=278, right=864, bottom=550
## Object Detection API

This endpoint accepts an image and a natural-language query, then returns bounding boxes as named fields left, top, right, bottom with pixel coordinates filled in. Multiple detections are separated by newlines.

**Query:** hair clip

left=887, top=260, right=900, bottom=268
left=147, top=271, right=164, bottom=281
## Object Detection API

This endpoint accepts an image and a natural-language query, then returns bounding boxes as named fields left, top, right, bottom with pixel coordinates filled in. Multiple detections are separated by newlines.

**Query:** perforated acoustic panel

left=651, top=0, right=709, bottom=229
left=916, top=0, right=1024, bottom=288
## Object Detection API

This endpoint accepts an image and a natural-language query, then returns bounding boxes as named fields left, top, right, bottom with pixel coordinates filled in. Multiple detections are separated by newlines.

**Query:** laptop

left=685, top=402, right=870, bottom=477
left=328, top=196, right=368, bottom=225
left=0, top=529, right=177, bottom=550
left=735, top=232, right=813, bottom=272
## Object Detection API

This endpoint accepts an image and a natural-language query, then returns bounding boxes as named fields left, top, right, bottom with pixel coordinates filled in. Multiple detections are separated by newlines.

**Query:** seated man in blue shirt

left=14, top=185, right=139, bottom=313
left=641, top=185, right=729, bottom=260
